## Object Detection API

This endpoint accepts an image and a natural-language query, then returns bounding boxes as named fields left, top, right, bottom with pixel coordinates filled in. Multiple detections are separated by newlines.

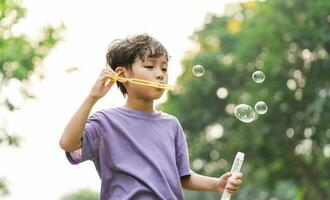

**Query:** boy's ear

left=115, top=66, right=128, bottom=83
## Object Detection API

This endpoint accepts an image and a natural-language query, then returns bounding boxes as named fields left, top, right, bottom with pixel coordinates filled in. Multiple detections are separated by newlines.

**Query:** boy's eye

left=144, top=66, right=154, bottom=69
left=162, top=68, right=167, bottom=72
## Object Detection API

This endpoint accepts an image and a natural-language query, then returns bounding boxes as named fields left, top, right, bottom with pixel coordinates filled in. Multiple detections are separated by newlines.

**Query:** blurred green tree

left=0, top=0, right=63, bottom=196
left=59, top=188, right=99, bottom=200
left=160, top=0, right=330, bottom=199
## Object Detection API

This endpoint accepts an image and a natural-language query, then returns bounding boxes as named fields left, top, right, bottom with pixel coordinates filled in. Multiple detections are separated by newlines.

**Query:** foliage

left=0, top=0, right=63, bottom=195
left=59, top=188, right=99, bottom=200
left=161, top=0, right=330, bottom=199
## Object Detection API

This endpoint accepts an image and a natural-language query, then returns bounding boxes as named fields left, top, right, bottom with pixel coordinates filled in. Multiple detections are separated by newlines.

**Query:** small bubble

left=254, top=101, right=268, bottom=114
left=252, top=71, right=265, bottom=83
left=192, top=65, right=205, bottom=77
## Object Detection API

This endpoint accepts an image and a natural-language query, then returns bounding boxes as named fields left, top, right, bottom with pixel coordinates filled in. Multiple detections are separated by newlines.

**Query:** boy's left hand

left=216, top=172, right=243, bottom=194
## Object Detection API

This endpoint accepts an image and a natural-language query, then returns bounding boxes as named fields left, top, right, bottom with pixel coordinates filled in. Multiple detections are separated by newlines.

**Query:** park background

left=1, top=0, right=329, bottom=199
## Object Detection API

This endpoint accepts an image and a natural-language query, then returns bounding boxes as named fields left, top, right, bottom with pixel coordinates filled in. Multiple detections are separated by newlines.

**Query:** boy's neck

left=124, top=96, right=155, bottom=113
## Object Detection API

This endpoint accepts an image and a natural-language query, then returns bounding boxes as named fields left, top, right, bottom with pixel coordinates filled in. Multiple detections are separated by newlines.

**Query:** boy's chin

left=152, top=93, right=164, bottom=100
left=150, top=90, right=165, bottom=99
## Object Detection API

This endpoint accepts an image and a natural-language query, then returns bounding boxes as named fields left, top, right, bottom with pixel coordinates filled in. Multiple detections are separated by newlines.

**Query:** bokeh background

left=1, top=0, right=330, bottom=199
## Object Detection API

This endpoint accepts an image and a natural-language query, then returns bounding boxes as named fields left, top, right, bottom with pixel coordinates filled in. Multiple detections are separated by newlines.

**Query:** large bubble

left=234, top=104, right=256, bottom=123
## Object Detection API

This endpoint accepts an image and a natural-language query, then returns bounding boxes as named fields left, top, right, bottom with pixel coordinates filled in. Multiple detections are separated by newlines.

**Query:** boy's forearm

left=59, top=96, right=97, bottom=152
left=181, top=172, right=218, bottom=192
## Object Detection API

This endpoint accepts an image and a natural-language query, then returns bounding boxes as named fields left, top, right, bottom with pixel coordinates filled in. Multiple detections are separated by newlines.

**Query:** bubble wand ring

left=112, top=73, right=174, bottom=91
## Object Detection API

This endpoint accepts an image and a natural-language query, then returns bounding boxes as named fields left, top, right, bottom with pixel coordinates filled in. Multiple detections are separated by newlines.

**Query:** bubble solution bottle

left=220, top=152, right=245, bottom=200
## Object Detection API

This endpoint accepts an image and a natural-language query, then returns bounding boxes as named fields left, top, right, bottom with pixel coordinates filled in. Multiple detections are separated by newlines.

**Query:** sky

left=1, top=0, right=241, bottom=199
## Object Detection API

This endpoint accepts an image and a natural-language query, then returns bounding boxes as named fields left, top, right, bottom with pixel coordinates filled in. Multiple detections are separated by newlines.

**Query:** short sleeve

left=174, top=118, right=191, bottom=178
left=66, top=112, right=102, bottom=164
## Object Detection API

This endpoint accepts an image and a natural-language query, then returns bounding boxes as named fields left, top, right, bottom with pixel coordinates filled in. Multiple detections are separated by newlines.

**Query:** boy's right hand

left=88, top=68, right=116, bottom=101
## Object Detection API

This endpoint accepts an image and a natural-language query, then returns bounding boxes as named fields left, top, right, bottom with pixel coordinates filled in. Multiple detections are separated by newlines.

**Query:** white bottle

left=220, top=152, right=245, bottom=200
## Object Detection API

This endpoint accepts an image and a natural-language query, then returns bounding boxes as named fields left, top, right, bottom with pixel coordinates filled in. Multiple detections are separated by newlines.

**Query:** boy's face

left=126, top=53, right=168, bottom=100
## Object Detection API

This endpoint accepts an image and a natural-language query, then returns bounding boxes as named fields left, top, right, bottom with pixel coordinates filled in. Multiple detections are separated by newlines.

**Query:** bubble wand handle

left=220, top=152, right=245, bottom=200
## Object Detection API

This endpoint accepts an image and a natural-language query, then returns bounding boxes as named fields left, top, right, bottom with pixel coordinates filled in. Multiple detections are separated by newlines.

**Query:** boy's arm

left=181, top=172, right=219, bottom=192
left=59, top=68, right=116, bottom=152
left=59, top=96, right=97, bottom=152
left=181, top=171, right=242, bottom=194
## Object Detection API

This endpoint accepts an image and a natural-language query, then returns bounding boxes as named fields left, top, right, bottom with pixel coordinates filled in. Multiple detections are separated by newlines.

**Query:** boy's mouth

left=156, top=82, right=165, bottom=87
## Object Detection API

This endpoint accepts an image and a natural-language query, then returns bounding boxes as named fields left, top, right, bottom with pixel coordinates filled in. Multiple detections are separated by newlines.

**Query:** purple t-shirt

left=66, top=107, right=191, bottom=200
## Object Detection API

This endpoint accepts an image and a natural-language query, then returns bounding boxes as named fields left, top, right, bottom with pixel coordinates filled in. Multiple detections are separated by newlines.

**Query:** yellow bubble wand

left=109, top=73, right=174, bottom=91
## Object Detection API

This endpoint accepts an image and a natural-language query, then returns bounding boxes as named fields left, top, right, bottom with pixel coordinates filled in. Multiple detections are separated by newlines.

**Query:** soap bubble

left=234, top=104, right=256, bottom=123
left=255, top=101, right=268, bottom=114
left=192, top=65, right=205, bottom=77
left=252, top=71, right=265, bottom=83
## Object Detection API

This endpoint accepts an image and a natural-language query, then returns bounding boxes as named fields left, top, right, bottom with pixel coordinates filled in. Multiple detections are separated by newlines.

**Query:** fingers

left=235, top=172, right=243, bottom=179
left=88, top=68, right=118, bottom=100
left=227, top=177, right=242, bottom=188
left=225, top=172, right=242, bottom=182
left=100, top=68, right=116, bottom=86
left=225, top=186, right=238, bottom=194
left=225, top=173, right=243, bottom=194
left=100, top=68, right=115, bottom=79
left=221, top=172, right=232, bottom=180
left=225, top=183, right=240, bottom=194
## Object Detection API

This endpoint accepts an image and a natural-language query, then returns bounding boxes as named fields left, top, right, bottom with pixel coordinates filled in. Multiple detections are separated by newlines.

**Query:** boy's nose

left=155, top=70, right=164, bottom=80
left=155, top=73, right=164, bottom=80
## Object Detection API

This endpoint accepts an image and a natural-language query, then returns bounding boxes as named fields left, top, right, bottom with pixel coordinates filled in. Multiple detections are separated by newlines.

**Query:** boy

left=59, top=34, right=242, bottom=200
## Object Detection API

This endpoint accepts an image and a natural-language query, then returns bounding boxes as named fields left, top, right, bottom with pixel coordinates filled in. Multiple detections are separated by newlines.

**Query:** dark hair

left=106, top=33, right=169, bottom=96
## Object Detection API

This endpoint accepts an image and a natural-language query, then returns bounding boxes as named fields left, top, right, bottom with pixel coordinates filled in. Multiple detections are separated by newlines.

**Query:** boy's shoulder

left=90, top=107, right=117, bottom=118
left=158, top=111, right=178, bottom=121
left=157, top=111, right=183, bottom=128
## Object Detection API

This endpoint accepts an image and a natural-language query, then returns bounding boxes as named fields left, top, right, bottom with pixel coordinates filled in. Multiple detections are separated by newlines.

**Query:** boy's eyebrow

left=146, top=58, right=168, bottom=65
left=161, top=61, right=168, bottom=66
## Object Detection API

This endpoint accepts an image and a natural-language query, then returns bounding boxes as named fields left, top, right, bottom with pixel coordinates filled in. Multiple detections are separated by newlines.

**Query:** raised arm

left=59, top=68, right=116, bottom=152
